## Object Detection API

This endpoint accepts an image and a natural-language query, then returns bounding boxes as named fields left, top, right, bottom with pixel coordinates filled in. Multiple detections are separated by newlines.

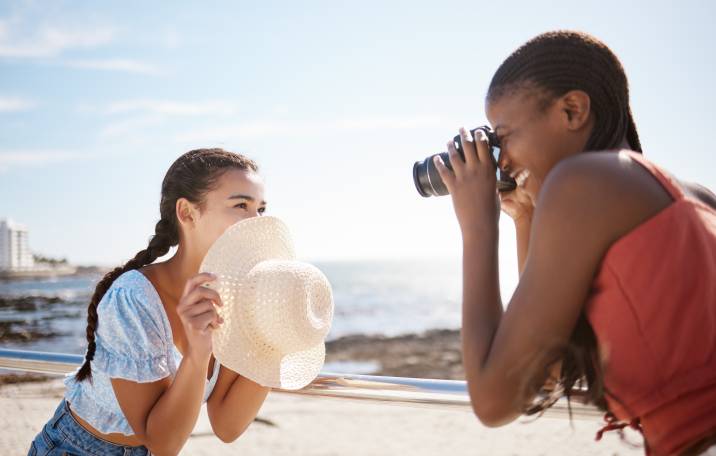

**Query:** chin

left=526, top=182, right=540, bottom=205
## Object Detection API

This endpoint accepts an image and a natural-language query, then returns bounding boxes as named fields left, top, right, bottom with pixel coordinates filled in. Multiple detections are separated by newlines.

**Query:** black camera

left=412, top=126, right=517, bottom=197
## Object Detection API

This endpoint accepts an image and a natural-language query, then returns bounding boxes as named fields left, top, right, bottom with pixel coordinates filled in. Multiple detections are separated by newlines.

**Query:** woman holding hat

left=29, top=149, right=273, bottom=455
left=435, top=31, right=716, bottom=455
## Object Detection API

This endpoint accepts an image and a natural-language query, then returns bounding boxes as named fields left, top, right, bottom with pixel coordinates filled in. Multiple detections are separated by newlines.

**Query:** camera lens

left=412, top=152, right=451, bottom=197
left=412, top=126, right=516, bottom=197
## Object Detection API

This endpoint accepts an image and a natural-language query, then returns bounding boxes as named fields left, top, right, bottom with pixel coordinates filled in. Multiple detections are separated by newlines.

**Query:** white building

left=0, top=219, right=35, bottom=271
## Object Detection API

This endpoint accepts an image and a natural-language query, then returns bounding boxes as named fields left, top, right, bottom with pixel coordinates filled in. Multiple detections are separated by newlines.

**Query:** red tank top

left=585, top=151, right=716, bottom=455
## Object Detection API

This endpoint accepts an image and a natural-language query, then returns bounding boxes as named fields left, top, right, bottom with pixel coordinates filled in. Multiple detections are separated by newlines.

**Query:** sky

left=1, top=0, right=715, bottom=295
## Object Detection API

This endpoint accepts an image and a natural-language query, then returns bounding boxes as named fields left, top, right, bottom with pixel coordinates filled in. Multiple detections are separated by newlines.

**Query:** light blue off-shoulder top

left=64, top=269, right=221, bottom=436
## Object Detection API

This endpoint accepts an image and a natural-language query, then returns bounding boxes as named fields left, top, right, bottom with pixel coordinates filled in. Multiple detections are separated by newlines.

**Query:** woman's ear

left=176, top=198, right=197, bottom=229
left=559, top=90, right=591, bottom=131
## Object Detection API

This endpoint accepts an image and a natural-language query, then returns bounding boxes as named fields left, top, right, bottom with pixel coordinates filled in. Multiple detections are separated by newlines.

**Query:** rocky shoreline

left=0, top=295, right=82, bottom=343
left=326, top=329, right=463, bottom=380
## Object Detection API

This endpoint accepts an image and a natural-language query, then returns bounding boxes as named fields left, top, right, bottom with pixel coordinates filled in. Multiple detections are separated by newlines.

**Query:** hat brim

left=218, top=336, right=325, bottom=390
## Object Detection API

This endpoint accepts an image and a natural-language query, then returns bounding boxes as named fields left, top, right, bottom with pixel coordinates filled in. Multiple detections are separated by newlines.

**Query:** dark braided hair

left=488, top=30, right=642, bottom=154
left=75, top=148, right=258, bottom=382
left=486, top=31, right=642, bottom=414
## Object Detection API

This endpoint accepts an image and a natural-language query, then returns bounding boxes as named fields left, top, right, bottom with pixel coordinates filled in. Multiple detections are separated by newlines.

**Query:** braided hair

left=488, top=30, right=642, bottom=154
left=75, top=148, right=258, bottom=382
left=486, top=31, right=641, bottom=414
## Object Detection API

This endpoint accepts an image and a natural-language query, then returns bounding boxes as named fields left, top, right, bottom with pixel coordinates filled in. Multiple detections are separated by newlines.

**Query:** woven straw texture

left=200, top=216, right=333, bottom=390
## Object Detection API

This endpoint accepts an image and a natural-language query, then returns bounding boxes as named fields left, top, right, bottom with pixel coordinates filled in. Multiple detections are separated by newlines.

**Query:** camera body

left=412, top=126, right=517, bottom=198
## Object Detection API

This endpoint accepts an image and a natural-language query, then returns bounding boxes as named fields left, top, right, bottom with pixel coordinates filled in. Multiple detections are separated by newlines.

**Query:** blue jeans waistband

left=47, top=399, right=149, bottom=456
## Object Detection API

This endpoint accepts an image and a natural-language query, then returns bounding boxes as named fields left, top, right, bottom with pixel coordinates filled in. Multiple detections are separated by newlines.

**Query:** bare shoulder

left=542, top=150, right=670, bottom=200
left=679, top=180, right=716, bottom=210
left=535, top=151, right=674, bottom=245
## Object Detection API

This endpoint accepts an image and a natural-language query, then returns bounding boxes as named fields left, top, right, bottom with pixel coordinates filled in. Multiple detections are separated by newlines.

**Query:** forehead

left=486, top=88, right=548, bottom=131
left=209, top=168, right=264, bottom=198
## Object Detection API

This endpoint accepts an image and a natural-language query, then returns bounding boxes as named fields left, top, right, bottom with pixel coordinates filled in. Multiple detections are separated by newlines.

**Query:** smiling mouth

left=511, top=169, right=530, bottom=187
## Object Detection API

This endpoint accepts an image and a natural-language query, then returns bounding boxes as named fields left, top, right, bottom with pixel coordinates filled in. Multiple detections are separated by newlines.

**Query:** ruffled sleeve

left=93, top=272, right=173, bottom=383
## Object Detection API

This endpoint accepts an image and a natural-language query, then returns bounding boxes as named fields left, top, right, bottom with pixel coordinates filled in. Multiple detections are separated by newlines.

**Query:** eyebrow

left=228, top=194, right=267, bottom=205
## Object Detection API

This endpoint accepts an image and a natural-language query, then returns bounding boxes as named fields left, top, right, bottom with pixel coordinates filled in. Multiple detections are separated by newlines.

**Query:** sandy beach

left=0, top=376, right=646, bottom=455
left=1, top=330, right=646, bottom=455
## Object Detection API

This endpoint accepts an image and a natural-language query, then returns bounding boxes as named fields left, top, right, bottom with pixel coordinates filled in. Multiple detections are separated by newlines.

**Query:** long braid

left=487, top=31, right=642, bottom=414
left=74, top=219, right=177, bottom=382
left=74, top=148, right=258, bottom=382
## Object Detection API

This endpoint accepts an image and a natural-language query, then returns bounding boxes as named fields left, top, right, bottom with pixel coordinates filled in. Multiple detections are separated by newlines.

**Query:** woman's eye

left=258, top=207, right=266, bottom=214
left=234, top=203, right=248, bottom=209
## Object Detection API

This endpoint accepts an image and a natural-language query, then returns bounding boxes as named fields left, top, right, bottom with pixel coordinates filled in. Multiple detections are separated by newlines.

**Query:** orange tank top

left=585, top=151, right=716, bottom=455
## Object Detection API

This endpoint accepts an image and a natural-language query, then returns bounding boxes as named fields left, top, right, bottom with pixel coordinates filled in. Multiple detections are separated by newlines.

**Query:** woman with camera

left=433, top=31, right=716, bottom=455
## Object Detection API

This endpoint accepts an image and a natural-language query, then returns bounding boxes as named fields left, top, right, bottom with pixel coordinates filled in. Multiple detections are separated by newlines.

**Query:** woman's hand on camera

left=434, top=127, right=500, bottom=239
left=499, top=185, right=534, bottom=225
left=177, top=272, right=224, bottom=362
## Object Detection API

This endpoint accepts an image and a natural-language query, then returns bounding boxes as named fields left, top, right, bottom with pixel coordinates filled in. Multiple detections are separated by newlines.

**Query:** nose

left=497, top=150, right=510, bottom=172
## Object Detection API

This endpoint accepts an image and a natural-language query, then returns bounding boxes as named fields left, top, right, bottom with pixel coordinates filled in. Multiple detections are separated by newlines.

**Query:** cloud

left=64, top=58, right=162, bottom=75
left=99, top=99, right=241, bottom=139
left=0, top=13, right=159, bottom=76
left=106, top=99, right=239, bottom=116
left=99, top=115, right=165, bottom=139
left=0, top=19, right=115, bottom=58
left=0, top=96, right=36, bottom=112
left=0, top=149, right=83, bottom=172
left=176, top=116, right=449, bottom=143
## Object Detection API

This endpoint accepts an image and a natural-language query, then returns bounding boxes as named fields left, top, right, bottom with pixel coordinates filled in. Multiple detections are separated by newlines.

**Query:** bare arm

left=206, top=367, right=270, bottom=442
left=112, top=355, right=210, bottom=455
left=112, top=273, right=224, bottom=455
left=436, top=138, right=673, bottom=426
left=499, top=187, right=534, bottom=275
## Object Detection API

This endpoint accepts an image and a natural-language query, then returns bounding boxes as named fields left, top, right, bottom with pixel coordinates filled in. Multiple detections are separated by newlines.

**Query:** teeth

left=515, top=170, right=529, bottom=187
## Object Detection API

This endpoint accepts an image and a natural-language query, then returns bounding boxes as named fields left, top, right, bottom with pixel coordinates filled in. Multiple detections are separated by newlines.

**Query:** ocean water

left=0, top=259, right=463, bottom=356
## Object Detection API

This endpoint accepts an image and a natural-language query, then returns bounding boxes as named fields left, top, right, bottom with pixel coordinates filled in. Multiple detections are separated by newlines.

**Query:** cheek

left=197, top=212, right=235, bottom=246
left=517, top=131, right=560, bottom=176
left=231, top=211, right=253, bottom=226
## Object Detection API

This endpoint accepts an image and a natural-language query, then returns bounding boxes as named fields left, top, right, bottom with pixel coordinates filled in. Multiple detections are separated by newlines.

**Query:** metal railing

left=0, top=348, right=603, bottom=420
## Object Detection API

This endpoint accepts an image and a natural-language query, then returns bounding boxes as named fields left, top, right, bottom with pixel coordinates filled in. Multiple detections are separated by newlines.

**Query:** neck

left=164, top=245, right=204, bottom=296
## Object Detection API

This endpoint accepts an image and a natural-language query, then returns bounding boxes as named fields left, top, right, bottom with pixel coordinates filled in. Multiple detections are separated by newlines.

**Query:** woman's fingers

left=474, top=129, right=493, bottom=165
left=182, top=300, right=224, bottom=328
left=452, top=127, right=494, bottom=172
left=195, top=286, right=223, bottom=306
left=433, top=155, right=455, bottom=193
left=189, top=309, right=221, bottom=334
left=207, top=314, right=224, bottom=330
left=446, top=139, right=464, bottom=178
left=180, top=286, right=223, bottom=311
left=182, top=272, right=216, bottom=297
left=459, top=127, right=479, bottom=166
left=182, top=299, right=218, bottom=318
left=178, top=274, right=226, bottom=335
left=498, top=187, right=534, bottom=221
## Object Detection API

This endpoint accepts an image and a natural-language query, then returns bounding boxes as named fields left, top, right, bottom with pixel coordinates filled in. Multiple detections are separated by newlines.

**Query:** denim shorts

left=27, top=399, right=149, bottom=456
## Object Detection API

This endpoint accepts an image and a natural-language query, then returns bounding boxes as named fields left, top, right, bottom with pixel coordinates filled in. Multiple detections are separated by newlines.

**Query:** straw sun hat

left=199, top=216, right=334, bottom=390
